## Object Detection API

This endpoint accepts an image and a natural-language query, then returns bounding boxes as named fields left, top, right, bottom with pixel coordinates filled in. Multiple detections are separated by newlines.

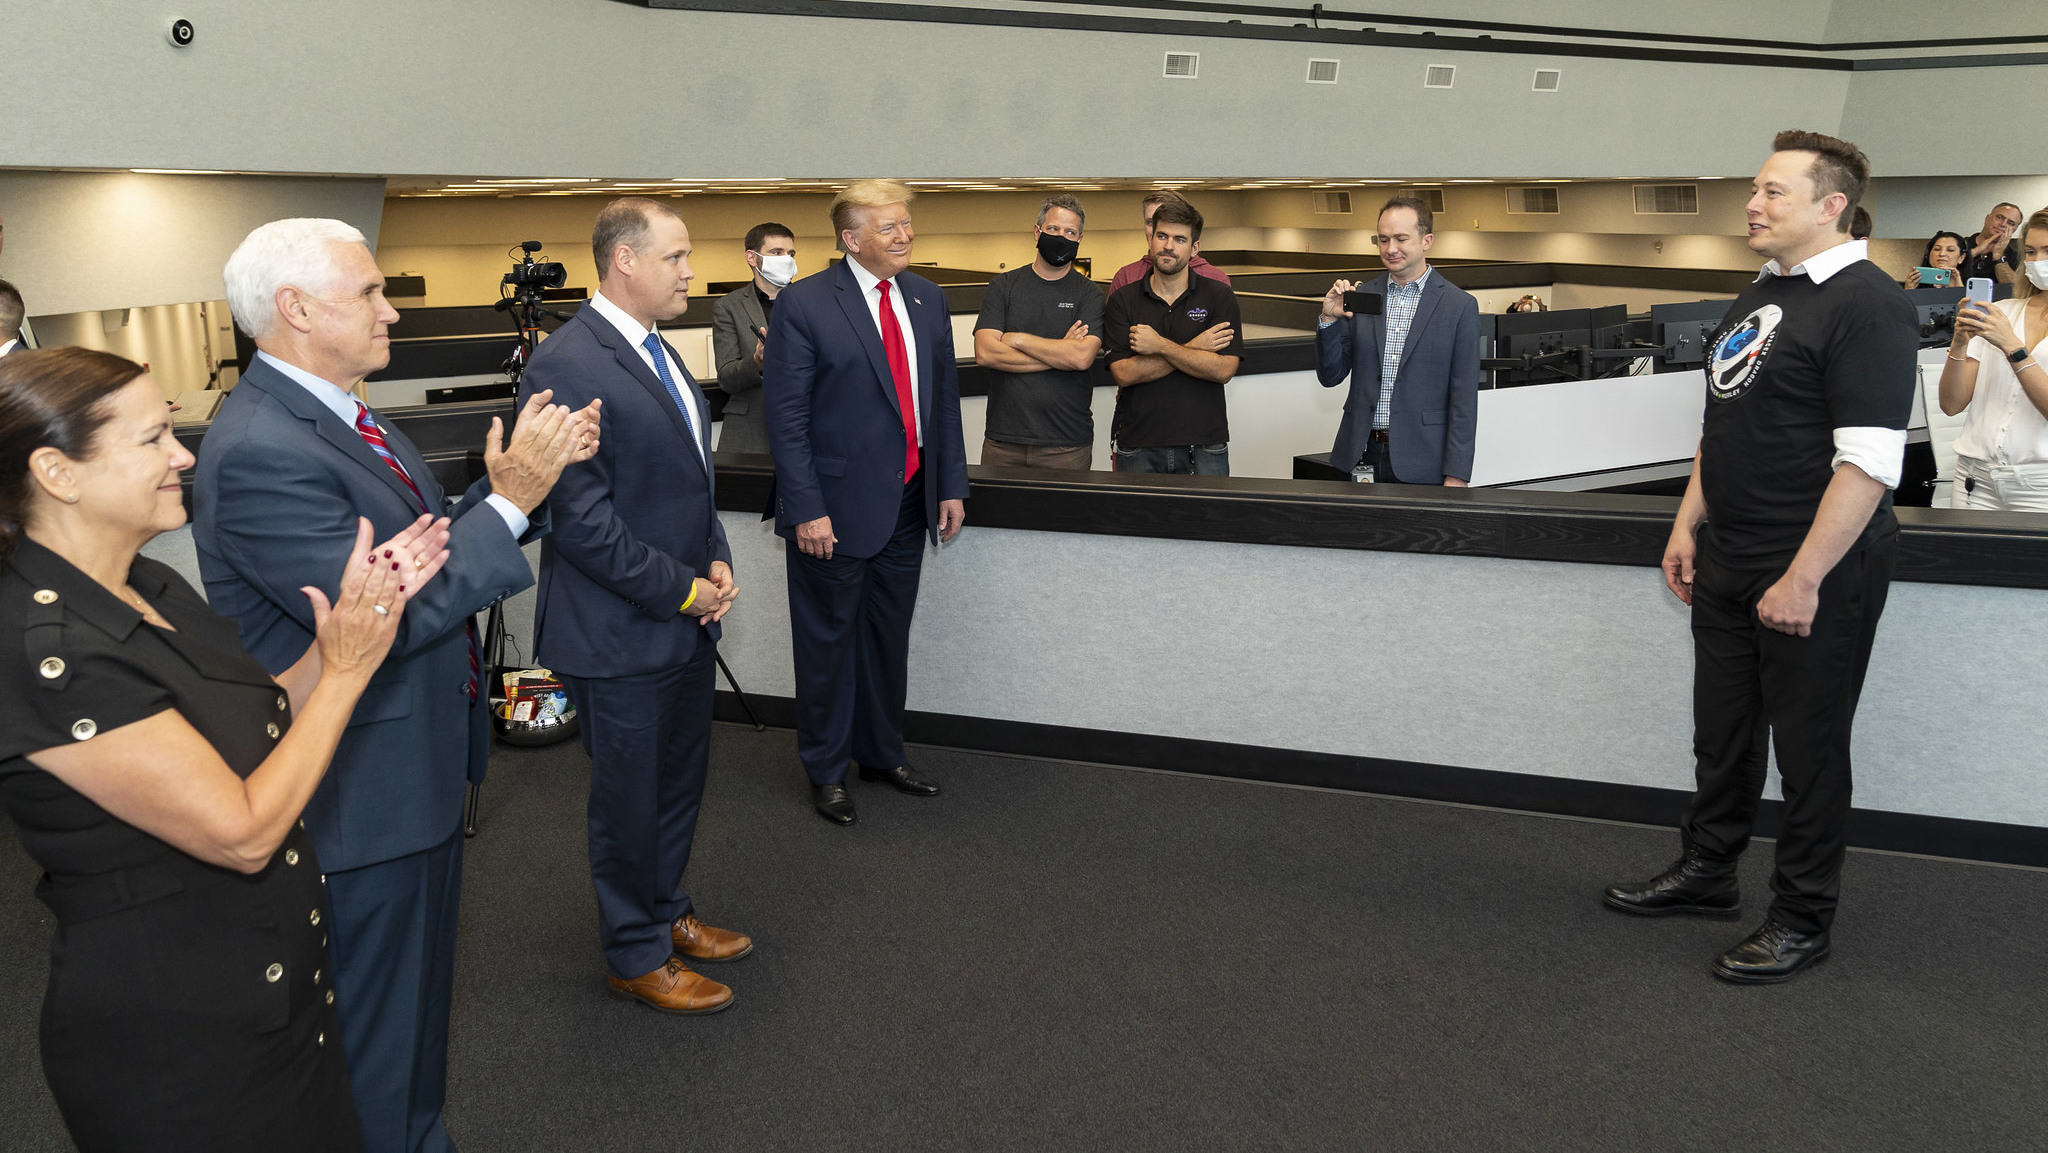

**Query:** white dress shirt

left=1756, top=238, right=1907, bottom=488
left=0, top=338, right=18, bottom=358
left=585, top=290, right=705, bottom=466
left=255, top=350, right=529, bottom=536
left=843, top=257, right=925, bottom=446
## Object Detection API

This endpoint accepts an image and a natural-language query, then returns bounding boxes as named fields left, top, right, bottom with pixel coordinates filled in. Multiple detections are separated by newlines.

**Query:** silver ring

left=372, top=604, right=389, bottom=616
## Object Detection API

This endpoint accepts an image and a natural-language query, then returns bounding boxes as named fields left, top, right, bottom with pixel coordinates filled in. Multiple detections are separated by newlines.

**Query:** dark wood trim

left=712, top=692, right=2048, bottom=867
left=709, top=459, right=2048, bottom=590
left=638, top=0, right=2047, bottom=72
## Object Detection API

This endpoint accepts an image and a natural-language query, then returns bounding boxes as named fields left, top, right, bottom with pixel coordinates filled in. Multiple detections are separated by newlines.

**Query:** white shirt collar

left=1759, top=238, right=1867, bottom=285
left=844, top=256, right=894, bottom=298
left=0, top=338, right=18, bottom=358
left=254, top=349, right=362, bottom=425
left=585, top=290, right=657, bottom=348
left=1388, top=265, right=1432, bottom=293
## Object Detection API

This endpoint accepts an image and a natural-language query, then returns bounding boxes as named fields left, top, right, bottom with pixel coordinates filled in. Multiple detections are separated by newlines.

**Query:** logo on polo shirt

left=1186, top=307, right=1210, bottom=324
left=1708, top=303, right=1782, bottom=402
left=1057, top=301, right=1075, bottom=308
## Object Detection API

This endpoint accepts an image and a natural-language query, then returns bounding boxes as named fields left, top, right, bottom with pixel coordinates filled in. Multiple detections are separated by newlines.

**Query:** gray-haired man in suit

left=710, top=222, right=798, bottom=454
left=1316, top=195, right=1480, bottom=486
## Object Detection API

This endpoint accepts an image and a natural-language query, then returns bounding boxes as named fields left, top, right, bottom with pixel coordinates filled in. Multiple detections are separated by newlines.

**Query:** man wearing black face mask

left=972, top=195, right=1106, bottom=469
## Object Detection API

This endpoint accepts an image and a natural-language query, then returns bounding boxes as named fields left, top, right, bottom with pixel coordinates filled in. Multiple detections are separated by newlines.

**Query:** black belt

left=1369, top=429, right=1390, bottom=444
left=36, top=860, right=188, bottom=924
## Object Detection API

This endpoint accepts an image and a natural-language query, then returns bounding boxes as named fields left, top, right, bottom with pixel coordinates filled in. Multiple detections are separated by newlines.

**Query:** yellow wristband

left=680, top=583, right=699, bottom=613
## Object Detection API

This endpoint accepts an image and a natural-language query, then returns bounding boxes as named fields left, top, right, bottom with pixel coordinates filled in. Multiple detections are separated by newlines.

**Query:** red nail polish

left=392, top=562, right=400, bottom=570
left=383, top=550, right=393, bottom=558
left=398, top=585, right=406, bottom=592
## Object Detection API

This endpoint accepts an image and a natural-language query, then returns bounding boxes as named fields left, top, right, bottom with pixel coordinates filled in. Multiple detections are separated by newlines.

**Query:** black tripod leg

left=463, top=781, right=481, bottom=838
left=713, top=650, right=767, bottom=732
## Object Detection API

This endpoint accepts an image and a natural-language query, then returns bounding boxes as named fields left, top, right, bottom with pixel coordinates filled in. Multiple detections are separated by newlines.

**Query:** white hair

left=222, top=218, right=369, bottom=341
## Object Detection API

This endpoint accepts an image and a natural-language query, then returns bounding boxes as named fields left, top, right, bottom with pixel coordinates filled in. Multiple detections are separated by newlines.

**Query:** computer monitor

left=1491, top=307, right=1594, bottom=387
left=1650, top=299, right=1734, bottom=370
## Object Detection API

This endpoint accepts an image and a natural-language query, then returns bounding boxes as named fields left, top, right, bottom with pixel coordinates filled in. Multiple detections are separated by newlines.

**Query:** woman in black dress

left=0, top=348, right=452, bottom=1152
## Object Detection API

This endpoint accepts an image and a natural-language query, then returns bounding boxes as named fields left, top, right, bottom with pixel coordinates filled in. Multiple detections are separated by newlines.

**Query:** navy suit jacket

left=193, top=355, right=541, bottom=872
left=1315, top=271, right=1481, bottom=484
left=761, top=261, right=968, bottom=558
left=518, top=304, right=730, bottom=679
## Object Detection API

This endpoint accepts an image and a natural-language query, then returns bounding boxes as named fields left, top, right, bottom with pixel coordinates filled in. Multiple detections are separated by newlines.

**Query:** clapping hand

left=305, top=516, right=451, bottom=682
left=485, top=389, right=586, bottom=514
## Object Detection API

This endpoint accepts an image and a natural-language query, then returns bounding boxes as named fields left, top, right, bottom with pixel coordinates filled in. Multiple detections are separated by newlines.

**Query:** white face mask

left=2027, top=260, right=2048, bottom=291
left=757, top=253, right=797, bottom=288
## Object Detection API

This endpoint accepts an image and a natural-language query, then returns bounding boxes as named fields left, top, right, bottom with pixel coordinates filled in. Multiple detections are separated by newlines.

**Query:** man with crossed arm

left=1102, top=198, right=1243, bottom=475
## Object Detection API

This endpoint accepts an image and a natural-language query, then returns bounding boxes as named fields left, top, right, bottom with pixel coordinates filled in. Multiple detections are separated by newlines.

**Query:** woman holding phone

left=1941, top=209, right=2048, bottom=512
left=1905, top=231, right=1967, bottom=288
left=0, top=347, right=451, bottom=1151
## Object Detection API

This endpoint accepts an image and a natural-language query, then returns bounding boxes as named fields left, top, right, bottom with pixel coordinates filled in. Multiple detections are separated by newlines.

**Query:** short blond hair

left=830, top=180, right=915, bottom=251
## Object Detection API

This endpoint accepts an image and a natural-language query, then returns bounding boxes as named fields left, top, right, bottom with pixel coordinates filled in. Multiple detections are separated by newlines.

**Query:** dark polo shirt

left=1104, top=272, right=1245, bottom=448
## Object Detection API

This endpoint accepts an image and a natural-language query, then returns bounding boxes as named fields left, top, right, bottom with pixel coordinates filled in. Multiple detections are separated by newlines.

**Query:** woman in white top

left=1941, top=208, right=2048, bottom=512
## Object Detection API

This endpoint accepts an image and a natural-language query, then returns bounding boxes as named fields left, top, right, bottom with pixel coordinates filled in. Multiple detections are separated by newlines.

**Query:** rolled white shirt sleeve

left=1831, top=426, right=1907, bottom=489
left=482, top=492, right=531, bottom=538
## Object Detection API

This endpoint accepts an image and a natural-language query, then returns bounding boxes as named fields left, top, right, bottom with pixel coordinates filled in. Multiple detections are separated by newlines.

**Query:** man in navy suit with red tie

left=763, top=180, right=969, bottom=825
left=520, top=198, right=752, bottom=1014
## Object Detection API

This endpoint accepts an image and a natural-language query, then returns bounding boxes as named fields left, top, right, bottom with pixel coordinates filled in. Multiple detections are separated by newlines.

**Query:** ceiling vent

left=1311, top=190, right=1353, bottom=214
left=1532, top=68, right=1562, bottom=92
left=1634, top=184, right=1700, bottom=214
left=1407, top=188, right=1446, bottom=213
left=1424, top=64, right=1456, bottom=88
left=1507, top=187, right=1560, bottom=214
left=1306, top=59, right=1340, bottom=84
left=1163, top=52, right=1199, bottom=79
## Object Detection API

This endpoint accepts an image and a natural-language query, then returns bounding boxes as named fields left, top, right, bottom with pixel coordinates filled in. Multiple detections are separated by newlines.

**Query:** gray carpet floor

left=3, top=724, right=2045, bottom=1151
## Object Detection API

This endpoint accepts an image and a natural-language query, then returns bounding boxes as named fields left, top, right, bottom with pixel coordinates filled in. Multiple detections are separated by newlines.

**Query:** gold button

left=285, top=849, right=300, bottom=866
left=276, top=694, right=288, bottom=711
left=70, top=719, right=96, bottom=741
left=38, top=657, right=64, bottom=679
left=326, top=990, right=335, bottom=1005
left=266, top=722, right=280, bottom=739
left=32, top=589, right=57, bottom=604
left=309, top=909, right=321, bottom=926
left=321, top=934, right=327, bottom=947
left=265, top=963, right=283, bottom=983
left=313, top=968, right=322, bottom=984
left=317, top=1032, right=325, bottom=1047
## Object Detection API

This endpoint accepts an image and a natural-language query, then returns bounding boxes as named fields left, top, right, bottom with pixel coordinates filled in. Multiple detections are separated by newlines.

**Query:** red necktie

left=355, top=402, right=482, bottom=701
left=876, top=280, right=920, bottom=483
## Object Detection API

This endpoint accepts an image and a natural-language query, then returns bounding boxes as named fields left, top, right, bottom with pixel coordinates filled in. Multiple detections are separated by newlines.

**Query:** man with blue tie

left=764, top=180, right=969, bottom=826
left=519, top=198, right=751, bottom=1013
left=1316, top=196, right=1480, bottom=486
left=198, top=217, right=596, bottom=1152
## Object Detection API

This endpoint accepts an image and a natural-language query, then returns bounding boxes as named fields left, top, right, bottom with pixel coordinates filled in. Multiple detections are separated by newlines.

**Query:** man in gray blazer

left=710, top=222, right=798, bottom=454
left=196, top=218, right=595, bottom=1152
left=1315, top=196, right=1480, bottom=486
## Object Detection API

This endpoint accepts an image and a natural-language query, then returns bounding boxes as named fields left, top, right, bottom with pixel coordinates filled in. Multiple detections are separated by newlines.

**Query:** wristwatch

left=2011, top=346, right=2032, bottom=365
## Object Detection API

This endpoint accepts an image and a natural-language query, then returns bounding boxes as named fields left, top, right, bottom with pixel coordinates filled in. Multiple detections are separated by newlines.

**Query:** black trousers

left=1680, top=523, right=1897, bottom=934
left=784, top=473, right=927, bottom=785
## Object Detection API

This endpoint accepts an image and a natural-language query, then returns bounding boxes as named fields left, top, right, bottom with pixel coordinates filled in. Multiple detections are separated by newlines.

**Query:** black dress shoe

left=857, top=763, right=940, bottom=797
left=1712, top=918, right=1830, bottom=984
left=812, top=782, right=857, bottom=826
left=1602, top=848, right=1740, bottom=918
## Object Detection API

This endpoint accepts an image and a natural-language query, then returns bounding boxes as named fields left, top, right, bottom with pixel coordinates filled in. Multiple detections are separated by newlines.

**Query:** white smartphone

left=1964, top=277, right=1995, bottom=307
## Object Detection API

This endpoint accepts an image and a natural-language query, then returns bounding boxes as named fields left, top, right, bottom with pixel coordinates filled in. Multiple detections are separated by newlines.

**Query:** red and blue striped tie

left=355, top=401, right=482, bottom=700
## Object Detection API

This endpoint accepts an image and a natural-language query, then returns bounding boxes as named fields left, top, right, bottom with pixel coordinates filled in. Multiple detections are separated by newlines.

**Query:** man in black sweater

left=1603, top=130, right=1917, bottom=984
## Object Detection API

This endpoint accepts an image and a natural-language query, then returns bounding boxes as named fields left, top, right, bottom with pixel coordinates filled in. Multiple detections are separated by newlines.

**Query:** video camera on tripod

left=497, top=241, right=569, bottom=385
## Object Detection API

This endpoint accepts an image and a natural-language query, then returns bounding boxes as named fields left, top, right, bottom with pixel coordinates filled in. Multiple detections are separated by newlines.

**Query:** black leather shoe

left=1602, top=848, right=1741, bottom=918
left=857, top=763, right=940, bottom=797
left=1712, top=918, right=1830, bottom=984
left=811, top=783, right=857, bottom=826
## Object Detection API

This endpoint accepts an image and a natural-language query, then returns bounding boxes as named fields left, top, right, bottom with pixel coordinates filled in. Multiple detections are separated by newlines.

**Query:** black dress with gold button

left=0, top=540, right=360, bottom=1153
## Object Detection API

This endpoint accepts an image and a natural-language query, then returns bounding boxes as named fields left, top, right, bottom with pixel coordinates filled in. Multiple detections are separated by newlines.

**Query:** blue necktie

left=642, top=332, right=701, bottom=456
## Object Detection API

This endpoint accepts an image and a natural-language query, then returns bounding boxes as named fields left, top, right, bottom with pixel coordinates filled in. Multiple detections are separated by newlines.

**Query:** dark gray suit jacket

left=1315, top=270, right=1481, bottom=484
left=710, top=284, right=771, bottom=454
left=193, top=355, right=542, bottom=871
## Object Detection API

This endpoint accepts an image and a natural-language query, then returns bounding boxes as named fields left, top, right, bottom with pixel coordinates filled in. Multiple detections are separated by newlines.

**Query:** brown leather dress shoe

left=607, top=957, right=733, bottom=1014
left=672, top=913, right=754, bottom=962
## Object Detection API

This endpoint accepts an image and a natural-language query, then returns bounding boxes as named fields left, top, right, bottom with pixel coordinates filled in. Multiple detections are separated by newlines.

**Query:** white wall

left=0, top=170, right=385, bottom=316
left=0, top=2, right=1850, bottom=179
